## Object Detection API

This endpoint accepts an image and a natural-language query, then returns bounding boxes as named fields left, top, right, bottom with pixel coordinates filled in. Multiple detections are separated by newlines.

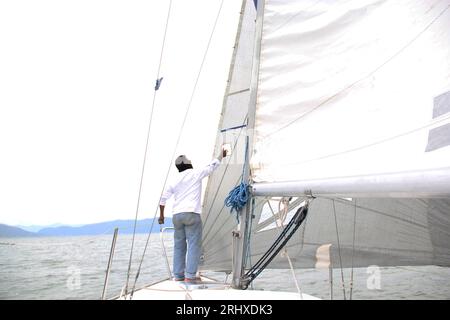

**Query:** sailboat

left=107, top=0, right=450, bottom=300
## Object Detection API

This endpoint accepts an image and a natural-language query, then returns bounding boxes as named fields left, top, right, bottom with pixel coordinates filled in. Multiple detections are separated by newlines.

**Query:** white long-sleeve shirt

left=159, top=159, right=221, bottom=215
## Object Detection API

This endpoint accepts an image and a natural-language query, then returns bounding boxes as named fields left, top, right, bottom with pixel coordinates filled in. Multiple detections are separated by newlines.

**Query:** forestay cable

left=124, top=0, right=173, bottom=296
left=128, top=0, right=226, bottom=299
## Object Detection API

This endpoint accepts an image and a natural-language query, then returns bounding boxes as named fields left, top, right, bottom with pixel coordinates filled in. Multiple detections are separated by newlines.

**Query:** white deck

left=118, top=276, right=320, bottom=300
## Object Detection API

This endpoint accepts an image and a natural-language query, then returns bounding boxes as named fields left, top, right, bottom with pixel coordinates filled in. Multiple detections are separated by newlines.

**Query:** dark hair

left=175, top=154, right=193, bottom=172
left=176, top=163, right=193, bottom=172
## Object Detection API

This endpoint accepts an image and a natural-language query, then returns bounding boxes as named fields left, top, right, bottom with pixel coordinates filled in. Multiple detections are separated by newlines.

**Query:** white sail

left=251, top=0, right=450, bottom=269
left=200, top=0, right=257, bottom=271
left=201, top=0, right=450, bottom=273
left=251, top=0, right=450, bottom=187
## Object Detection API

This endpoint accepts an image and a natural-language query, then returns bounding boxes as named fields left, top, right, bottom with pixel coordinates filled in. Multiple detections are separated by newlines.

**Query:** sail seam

left=227, top=88, right=250, bottom=96
left=270, top=112, right=450, bottom=168
left=202, top=116, right=248, bottom=239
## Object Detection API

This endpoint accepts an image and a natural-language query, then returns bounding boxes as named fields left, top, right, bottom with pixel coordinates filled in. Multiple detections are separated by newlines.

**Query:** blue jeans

left=172, top=212, right=202, bottom=279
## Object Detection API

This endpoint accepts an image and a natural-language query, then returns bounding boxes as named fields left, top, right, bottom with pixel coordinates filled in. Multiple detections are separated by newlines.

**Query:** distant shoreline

left=0, top=218, right=173, bottom=238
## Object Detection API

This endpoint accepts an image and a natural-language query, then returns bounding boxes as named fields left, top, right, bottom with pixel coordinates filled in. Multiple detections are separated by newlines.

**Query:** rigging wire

left=201, top=174, right=244, bottom=248
left=279, top=198, right=303, bottom=299
left=332, top=199, right=347, bottom=300
left=124, top=0, right=173, bottom=296
left=319, top=195, right=428, bottom=229
left=241, top=201, right=311, bottom=289
left=201, top=197, right=267, bottom=258
left=128, top=0, right=227, bottom=299
left=270, top=197, right=303, bottom=299
left=200, top=0, right=253, bottom=234
left=349, top=198, right=357, bottom=300
left=243, top=196, right=256, bottom=290
left=201, top=115, right=248, bottom=242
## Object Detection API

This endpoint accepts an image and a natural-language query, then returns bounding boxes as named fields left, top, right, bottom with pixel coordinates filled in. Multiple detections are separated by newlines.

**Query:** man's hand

left=159, top=205, right=165, bottom=225
left=218, top=146, right=228, bottom=161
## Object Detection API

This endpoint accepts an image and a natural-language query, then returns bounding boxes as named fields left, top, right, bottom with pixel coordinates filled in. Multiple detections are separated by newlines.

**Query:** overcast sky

left=0, top=0, right=242, bottom=226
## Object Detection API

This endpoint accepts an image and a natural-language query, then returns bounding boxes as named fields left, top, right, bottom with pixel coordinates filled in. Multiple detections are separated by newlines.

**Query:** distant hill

left=0, top=218, right=173, bottom=237
left=16, top=223, right=71, bottom=233
left=0, top=224, right=37, bottom=238
left=37, top=218, right=173, bottom=236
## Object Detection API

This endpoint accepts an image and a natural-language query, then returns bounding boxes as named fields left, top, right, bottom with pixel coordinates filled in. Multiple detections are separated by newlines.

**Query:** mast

left=231, top=0, right=265, bottom=289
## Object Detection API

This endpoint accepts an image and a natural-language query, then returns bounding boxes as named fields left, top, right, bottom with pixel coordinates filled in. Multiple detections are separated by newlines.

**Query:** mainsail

left=200, top=0, right=450, bottom=276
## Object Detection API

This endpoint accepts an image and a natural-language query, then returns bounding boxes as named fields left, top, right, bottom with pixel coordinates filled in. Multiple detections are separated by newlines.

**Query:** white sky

left=0, top=0, right=242, bottom=226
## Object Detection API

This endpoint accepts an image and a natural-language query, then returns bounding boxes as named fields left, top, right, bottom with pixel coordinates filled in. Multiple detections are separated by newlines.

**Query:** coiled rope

left=224, top=136, right=249, bottom=222
left=224, top=183, right=249, bottom=222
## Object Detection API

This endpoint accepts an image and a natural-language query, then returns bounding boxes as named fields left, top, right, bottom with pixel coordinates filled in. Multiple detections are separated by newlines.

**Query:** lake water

left=1, top=234, right=449, bottom=300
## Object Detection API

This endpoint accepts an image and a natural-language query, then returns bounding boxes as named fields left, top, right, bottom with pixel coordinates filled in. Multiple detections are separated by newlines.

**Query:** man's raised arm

left=198, top=148, right=228, bottom=180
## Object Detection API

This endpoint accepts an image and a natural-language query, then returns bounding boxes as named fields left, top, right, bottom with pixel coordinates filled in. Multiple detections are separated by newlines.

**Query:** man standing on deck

left=158, top=148, right=227, bottom=283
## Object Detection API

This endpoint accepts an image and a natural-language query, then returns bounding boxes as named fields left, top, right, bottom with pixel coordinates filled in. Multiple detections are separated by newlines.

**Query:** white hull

left=116, top=276, right=320, bottom=300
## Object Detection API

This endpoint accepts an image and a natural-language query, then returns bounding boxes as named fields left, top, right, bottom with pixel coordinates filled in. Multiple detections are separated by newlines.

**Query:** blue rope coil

left=224, top=135, right=250, bottom=222
left=224, top=182, right=249, bottom=223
